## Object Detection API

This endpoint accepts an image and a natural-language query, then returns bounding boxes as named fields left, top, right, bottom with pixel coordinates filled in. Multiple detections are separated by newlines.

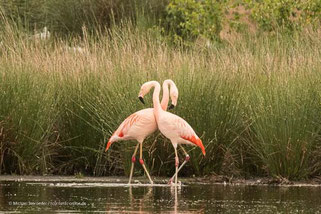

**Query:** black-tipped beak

left=139, top=96, right=145, bottom=104
left=168, top=104, right=175, bottom=110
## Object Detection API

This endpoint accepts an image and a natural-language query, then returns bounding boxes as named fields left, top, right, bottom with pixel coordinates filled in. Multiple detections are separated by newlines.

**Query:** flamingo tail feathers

left=181, top=135, right=206, bottom=156
left=105, top=141, right=112, bottom=152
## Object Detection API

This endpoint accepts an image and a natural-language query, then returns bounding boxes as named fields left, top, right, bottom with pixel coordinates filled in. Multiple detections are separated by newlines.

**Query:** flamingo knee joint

left=139, top=159, right=144, bottom=165
left=175, top=158, right=179, bottom=167
left=132, top=156, right=136, bottom=163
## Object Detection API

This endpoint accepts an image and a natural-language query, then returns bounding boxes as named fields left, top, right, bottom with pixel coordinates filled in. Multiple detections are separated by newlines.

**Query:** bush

left=299, top=0, right=321, bottom=27
left=165, top=0, right=223, bottom=43
left=247, top=0, right=321, bottom=32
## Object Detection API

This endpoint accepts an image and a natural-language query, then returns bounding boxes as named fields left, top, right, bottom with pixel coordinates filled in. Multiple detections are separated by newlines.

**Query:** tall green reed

left=0, top=0, right=167, bottom=36
left=246, top=75, right=321, bottom=180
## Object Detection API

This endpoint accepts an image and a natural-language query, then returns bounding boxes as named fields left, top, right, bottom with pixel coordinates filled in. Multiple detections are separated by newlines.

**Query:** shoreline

left=0, top=175, right=320, bottom=187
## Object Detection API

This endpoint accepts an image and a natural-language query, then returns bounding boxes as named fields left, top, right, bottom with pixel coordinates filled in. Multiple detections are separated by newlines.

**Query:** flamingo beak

left=168, top=104, right=175, bottom=110
left=105, top=141, right=112, bottom=152
left=138, top=96, right=145, bottom=104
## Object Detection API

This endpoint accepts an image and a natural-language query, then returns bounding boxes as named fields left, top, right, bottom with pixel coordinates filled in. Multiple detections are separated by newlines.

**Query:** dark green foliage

left=247, top=0, right=321, bottom=32
left=0, top=0, right=168, bottom=35
left=164, top=0, right=223, bottom=44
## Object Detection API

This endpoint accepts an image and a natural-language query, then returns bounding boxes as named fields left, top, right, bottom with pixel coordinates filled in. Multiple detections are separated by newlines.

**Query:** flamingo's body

left=138, top=81, right=205, bottom=185
left=156, top=111, right=205, bottom=154
left=105, top=80, right=178, bottom=184
left=106, top=108, right=156, bottom=150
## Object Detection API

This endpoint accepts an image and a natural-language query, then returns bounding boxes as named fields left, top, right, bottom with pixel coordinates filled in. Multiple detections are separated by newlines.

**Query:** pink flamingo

left=105, top=80, right=178, bottom=184
left=138, top=81, right=206, bottom=186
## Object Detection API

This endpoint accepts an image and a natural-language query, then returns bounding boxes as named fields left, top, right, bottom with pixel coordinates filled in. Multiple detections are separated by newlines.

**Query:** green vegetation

left=248, top=0, right=321, bottom=32
left=165, top=0, right=222, bottom=43
left=0, top=1, right=320, bottom=180
left=0, top=0, right=167, bottom=35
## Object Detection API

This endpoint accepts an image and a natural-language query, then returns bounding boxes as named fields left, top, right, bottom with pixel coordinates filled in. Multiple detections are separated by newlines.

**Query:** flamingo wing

left=106, top=108, right=156, bottom=151
left=116, top=113, right=141, bottom=138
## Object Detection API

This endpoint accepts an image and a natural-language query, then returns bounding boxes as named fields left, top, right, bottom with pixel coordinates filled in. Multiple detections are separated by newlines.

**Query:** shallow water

left=1, top=179, right=321, bottom=213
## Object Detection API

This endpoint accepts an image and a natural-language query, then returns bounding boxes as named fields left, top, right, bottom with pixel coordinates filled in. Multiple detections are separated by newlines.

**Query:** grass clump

left=247, top=75, right=321, bottom=180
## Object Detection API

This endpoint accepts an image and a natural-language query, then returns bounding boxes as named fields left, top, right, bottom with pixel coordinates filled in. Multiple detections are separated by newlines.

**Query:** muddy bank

left=0, top=175, right=321, bottom=187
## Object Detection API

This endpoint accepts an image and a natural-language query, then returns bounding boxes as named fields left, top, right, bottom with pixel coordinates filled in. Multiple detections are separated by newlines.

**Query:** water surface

left=1, top=179, right=320, bottom=213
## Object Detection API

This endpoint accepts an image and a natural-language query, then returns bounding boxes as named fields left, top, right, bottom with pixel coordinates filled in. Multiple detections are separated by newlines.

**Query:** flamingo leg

left=139, top=142, right=153, bottom=184
left=173, top=146, right=179, bottom=186
left=179, top=145, right=189, bottom=157
left=128, top=142, right=140, bottom=184
left=169, top=145, right=190, bottom=184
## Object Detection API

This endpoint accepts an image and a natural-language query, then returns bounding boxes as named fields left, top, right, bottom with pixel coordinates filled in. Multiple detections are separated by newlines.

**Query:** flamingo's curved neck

left=160, top=81, right=170, bottom=111
left=151, top=81, right=162, bottom=120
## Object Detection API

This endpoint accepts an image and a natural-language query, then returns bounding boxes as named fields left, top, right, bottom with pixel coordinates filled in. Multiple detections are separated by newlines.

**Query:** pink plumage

left=156, top=111, right=205, bottom=156
left=139, top=80, right=205, bottom=185
left=105, top=80, right=178, bottom=184
left=105, top=108, right=156, bottom=152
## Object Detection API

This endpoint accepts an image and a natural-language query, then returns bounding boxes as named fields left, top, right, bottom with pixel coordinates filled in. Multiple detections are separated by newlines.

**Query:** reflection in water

left=0, top=180, right=321, bottom=213
left=172, top=186, right=178, bottom=214
left=127, top=186, right=153, bottom=213
left=124, top=185, right=203, bottom=214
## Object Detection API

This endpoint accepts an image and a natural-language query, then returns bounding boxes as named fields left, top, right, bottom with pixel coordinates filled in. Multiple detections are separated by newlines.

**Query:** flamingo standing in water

left=138, top=81, right=206, bottom=186
left=105, top=80, right=178, bottom=184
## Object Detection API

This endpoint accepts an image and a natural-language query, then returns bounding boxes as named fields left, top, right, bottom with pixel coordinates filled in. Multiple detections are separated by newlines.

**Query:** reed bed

left=0, top=21, right=320, bottom=180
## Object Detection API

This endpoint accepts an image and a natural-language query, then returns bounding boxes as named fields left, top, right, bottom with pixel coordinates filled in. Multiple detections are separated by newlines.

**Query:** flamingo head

left=138, top=81, right=157, bottom=104
left=163, top=79, right=178, bottom=110
left=169, top=86, right=178, bottom=110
